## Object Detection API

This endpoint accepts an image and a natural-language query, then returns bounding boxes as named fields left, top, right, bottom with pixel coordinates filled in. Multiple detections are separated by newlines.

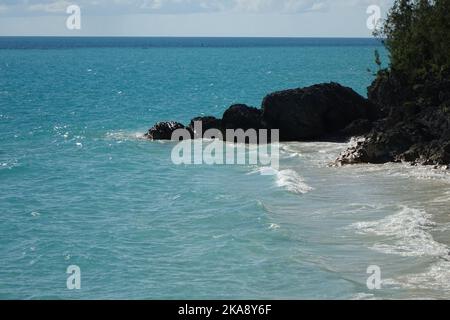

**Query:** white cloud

left=0, top=0, right=345, bottom=15
left=283, top=0, right=328, bottom=13
left=27, top=1, right=72, bottom=13
left=0, top=0, right=396, bottom=36
left=0, top=0, right=394, bottom=24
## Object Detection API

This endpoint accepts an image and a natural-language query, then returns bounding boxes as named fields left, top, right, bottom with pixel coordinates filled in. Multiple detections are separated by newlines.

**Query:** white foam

left=351, top=292, right=376, bottom=300
left=281, top=151, right=301, bottom=159
left=105, top=131, right=146, bottom=141
left=247, top=167, right=313, bottom=194
left=275, top=169, right=313, bottom=195
left=268, top=223, right=280, bottom=230
left=0, top=160, right=19, bottom=170
left=248, top=167, right=278, bottom=176
left=351, top=206, right=448, bottom=257
left=384, top=260, right=450, bottom=294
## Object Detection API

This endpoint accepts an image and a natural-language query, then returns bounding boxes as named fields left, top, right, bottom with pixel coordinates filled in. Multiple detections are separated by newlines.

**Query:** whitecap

left=247, top=167, right=313, bottom=194
left=256, top=167, right=279, bottom=176
left=246, top=166, right=275, bottom=176
left=275, top=169, right=313, bottom=195
left=351, top=206, right=448, bottom=257
left=268, top=223, right=280, bottom=230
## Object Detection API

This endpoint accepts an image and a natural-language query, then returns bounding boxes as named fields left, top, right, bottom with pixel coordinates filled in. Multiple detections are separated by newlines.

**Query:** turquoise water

left=1, top=38, right=450, bottom=300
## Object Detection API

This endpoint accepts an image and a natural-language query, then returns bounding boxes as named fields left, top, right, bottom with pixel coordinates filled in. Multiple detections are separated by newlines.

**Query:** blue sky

left=0, top=0, right=394, bottom=36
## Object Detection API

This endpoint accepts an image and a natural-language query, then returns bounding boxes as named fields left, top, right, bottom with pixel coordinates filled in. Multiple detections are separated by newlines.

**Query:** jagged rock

left=145, top=121, right=185, bottom=140
left=337, top=106, right=450, bottom=166
left=336, top=127, right=413, bottom=165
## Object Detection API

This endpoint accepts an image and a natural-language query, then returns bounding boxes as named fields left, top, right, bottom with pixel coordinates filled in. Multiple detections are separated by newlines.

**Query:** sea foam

left=105, top=131, right=146, bottom=141
left=248, top=167, right=313, bottom=194
left=387, top=260, right=450, bottom=292
left=275, top=169, right=314, bottom=194
left=351, top=206, right=448, bottom=257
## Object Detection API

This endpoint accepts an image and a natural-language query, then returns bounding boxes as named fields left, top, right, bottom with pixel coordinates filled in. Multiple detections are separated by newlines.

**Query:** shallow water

left=1, top=38, right=449, bottom=299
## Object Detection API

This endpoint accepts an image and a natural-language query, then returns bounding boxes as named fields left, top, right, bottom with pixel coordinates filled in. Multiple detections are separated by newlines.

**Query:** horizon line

left=0, top=35, right=379, bottom=39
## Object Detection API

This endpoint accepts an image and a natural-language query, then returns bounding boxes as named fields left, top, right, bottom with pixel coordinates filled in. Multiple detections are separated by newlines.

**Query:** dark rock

left=336, top=129, right=410, bottom=165
left=145, top=121, right=186, bottom=140
left=340, top=119, right=373, bottom=137
left=187, top=116, right=222, bottom=138
left=222, top=104, right=265, bottom=131
left=337, top=106, right=450, bottom=166
left=405, top=141, right=450, bottom=166
left=337, top=68, right=450, bottom=167
left=262, top=83, right=378, bottom=141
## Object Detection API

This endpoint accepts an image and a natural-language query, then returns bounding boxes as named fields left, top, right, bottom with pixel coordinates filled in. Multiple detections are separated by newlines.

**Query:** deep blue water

left=0, top=37, right=381, bottom=49
left=1, top=38, right=450, bottom=300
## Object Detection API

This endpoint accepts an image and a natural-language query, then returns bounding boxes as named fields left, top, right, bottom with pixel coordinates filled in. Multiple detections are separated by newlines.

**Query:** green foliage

left=375, top=0, right=450, bottom=83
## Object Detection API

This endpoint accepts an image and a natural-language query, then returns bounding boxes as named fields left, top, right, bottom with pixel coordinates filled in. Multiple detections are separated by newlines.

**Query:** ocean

left=1, top=37, right=449, bottom=299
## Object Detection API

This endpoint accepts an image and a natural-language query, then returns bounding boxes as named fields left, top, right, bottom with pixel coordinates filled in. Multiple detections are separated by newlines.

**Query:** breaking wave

left=351, top=206, right=448, bottom=257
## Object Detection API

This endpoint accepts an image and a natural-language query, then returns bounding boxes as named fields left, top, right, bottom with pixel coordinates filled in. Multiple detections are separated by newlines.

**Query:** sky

left=0, top=0, right=394, bottom=36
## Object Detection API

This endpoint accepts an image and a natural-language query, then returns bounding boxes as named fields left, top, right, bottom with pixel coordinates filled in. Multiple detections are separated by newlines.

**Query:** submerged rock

left=145, top=121, right=185, bottom=140
left=262, top=83, right=377, bottom=141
